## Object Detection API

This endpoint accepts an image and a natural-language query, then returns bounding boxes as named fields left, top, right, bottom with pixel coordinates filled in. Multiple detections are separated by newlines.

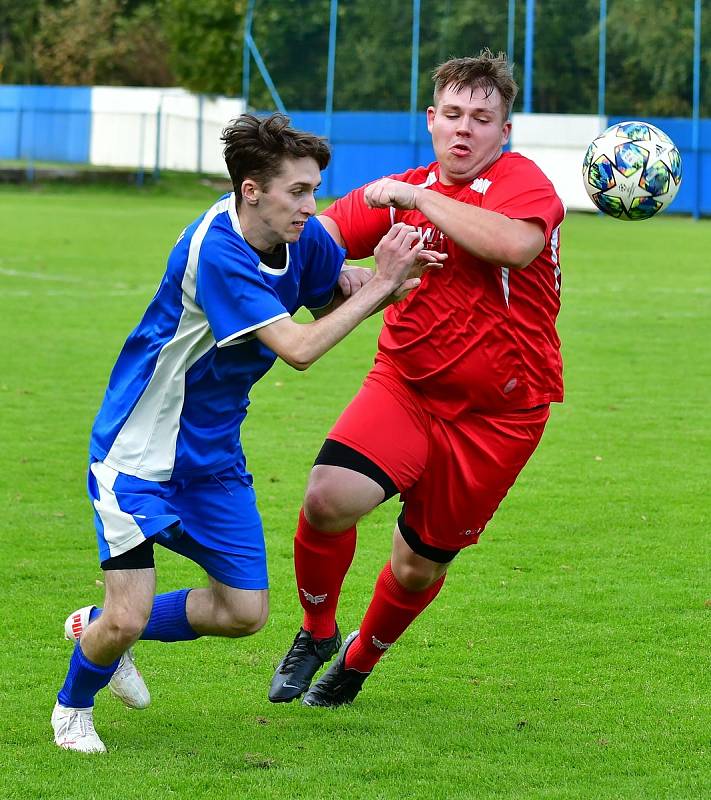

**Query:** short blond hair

left=432, top=50, right=518, bottom=120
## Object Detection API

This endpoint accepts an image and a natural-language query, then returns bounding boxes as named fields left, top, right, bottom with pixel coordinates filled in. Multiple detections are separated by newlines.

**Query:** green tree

left=600, top=0, right=711, bottom=117
left=5, top=0, right=706, bottom=117
left=157, top=0, right=711, bottom=116
left=161, top=0, right=246, bottom=96
left=247, top=0, right=331, bottom=108
left=0, top=0, right=42, bottom=84
left=527, top=0, right=599, bottom=114
left=34, top=0, right=174, bottom=86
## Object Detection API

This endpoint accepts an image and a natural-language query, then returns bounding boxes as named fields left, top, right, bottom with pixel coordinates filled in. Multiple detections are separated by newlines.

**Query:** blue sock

left=87, top=589, right=199, bottom=643
left=140, top=589, right=200, bottom=642
left=57, top=644, right=120, bottom=708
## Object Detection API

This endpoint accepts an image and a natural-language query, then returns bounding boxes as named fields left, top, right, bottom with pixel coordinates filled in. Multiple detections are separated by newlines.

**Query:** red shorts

left=327, top=359, right=550, bottom=553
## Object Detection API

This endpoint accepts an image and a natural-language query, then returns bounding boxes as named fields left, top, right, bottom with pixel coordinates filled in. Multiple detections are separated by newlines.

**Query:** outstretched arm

left=364, top=178, right=545, bottom=269
left=255, top=223, right=424, bottom=370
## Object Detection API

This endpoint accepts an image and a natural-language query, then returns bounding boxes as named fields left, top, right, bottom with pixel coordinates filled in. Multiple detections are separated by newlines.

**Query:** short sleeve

left=196, top=234, right=289, bottom=347
left=482, top=158, right=565, bottom=242
left=321, top=186, right=392, bottom=259
left=297, top=218, right=347, bottom=310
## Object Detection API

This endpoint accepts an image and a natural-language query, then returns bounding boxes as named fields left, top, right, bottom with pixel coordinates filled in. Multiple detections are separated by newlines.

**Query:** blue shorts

left=87, top=459, right=268, bottom=590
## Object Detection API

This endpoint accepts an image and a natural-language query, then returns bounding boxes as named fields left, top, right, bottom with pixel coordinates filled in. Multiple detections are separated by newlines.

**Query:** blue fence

left=1, top=86, right=708, bottom=216
left=0, top=86, right=91, bottom=164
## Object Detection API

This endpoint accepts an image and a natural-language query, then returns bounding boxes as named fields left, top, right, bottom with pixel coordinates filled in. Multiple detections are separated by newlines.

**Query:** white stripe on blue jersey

left=90, top=193, right=345, bottom=482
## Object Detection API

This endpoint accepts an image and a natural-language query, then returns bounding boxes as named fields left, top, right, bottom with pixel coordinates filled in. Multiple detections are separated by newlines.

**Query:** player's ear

left=501, top=120, right=512, bottom=146
left=241, top=179, right=260, bottom=206
left=426, top=106, right=436, bottom=133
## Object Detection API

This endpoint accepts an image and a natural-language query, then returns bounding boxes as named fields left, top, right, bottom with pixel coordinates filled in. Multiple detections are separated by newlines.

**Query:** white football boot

left=51, top=702, right=106, bottom=753
left=64, top=606, right=151, bottom=710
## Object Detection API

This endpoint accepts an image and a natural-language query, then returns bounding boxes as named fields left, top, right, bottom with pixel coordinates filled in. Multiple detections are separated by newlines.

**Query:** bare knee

left=216, top=591, right=269, bottom=638
left=391, top=539, right=449, bottom=592
left=97, top=606, right=150, bottom=649
left=392, top=561, right=440, bottom=592
left=304, top=466, right=384, bottom=531
left=304, top=481, right=347, bottom=531
left=391, top=523, right=450, bottom=592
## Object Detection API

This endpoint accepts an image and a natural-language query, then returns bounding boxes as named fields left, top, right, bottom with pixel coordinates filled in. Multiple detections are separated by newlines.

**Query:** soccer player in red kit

left=269, top=50, right=566, bottom=706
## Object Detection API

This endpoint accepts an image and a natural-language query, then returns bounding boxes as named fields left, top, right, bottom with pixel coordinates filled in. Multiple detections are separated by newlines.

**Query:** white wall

left=90, top=87, right=246, bottom=174
left=511, top=113, right=606, bottom=212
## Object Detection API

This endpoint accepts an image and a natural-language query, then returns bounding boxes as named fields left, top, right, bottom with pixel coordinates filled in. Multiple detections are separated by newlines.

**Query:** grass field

left=1, top=178, right=709, bottom=799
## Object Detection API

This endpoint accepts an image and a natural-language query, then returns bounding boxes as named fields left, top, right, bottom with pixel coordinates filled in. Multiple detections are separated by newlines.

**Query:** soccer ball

left=582, top=121, right=682, bottom=221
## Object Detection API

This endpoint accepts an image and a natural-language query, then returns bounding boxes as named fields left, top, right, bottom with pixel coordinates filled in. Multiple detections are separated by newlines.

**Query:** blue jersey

left=90, top=193, right=345, bottom=481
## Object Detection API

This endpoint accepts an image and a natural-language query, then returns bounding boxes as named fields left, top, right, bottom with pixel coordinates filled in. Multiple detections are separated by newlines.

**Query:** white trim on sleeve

left=217, top=312, right=291, bottom=347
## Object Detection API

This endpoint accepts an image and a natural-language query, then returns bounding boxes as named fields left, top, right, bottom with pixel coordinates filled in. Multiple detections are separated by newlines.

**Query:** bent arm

left=415, top=190, right=544, bottom=269
left=364, top=179, right=545, bottom=269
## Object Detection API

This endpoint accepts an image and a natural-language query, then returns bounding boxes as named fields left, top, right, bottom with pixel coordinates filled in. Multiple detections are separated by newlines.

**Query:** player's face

left=427, top=84, right=511, bottom=185
left=247, top=157, right=321, bottom=250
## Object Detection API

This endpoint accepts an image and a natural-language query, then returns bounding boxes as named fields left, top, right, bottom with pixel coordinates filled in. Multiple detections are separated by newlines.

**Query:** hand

left=387, top=248, right=447, bottom=303
left=373, top=222, right=424, bottom=288
left=364, top=178, right=420, bottom=210
left=415, top=248, right=447, bottom=268
left=337, top=266, right=373, bottom=299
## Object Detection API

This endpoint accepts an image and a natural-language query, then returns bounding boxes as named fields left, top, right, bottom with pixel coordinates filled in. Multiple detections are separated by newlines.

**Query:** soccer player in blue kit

left=51, top=113, right=437, bottom=753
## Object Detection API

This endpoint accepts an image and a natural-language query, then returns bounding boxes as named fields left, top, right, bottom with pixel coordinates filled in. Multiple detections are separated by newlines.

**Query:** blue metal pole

left=243, top=0, right=256, bottom=108
left=691, top=0, right=701, bottom=220
left=507, top=0, right=515, bottom=62
left=597, top=0, right=607, bottom=117
left=409, top=0, right=421, bottom=162
left=26, top=107, right=35, bottom=183
left=523, top=0, right=535, bottom=113
left=246, top=35, right=287, bottom=113
left=325, top=0, right=337, bottom=135
left=17, top=106, right=23, bottom=161
left=324, top=0, right=338, bottom=196
left=197, top=94, right=204, bottom=175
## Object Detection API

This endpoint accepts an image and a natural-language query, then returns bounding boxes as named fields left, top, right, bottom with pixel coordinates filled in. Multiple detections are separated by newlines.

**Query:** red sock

left=294, top=507, right=356, bottom=639
left=345, top=561, right=445, bottom=672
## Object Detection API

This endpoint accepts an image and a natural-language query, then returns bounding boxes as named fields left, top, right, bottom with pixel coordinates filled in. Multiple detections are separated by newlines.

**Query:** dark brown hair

left=221, top=113, right=330, bottom=201
left=432, top=50, right=518, bottom=120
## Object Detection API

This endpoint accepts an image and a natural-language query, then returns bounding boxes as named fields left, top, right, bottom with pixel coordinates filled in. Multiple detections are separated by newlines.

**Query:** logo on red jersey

left=416, top=226, right=447, bottom=253
left=469, top=178, right=492, bottom=195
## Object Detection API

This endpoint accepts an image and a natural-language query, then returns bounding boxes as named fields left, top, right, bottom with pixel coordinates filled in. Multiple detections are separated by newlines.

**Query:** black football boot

left=269, top=625, right=342, bottom=702
left=302, top=631, right=370, bottom=707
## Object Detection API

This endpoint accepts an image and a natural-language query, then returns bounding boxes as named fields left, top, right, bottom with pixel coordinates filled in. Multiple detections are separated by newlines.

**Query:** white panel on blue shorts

left=91, top=461, right=146, bottom=558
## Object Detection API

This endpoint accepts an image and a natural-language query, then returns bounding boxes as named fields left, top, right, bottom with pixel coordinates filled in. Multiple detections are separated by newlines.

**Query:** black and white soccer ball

left=582, top=121, right=682, bottom=221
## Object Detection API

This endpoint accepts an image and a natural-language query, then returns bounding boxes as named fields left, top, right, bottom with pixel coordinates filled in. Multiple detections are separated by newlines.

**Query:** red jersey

left=322, top=151, right=565, bottom=420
